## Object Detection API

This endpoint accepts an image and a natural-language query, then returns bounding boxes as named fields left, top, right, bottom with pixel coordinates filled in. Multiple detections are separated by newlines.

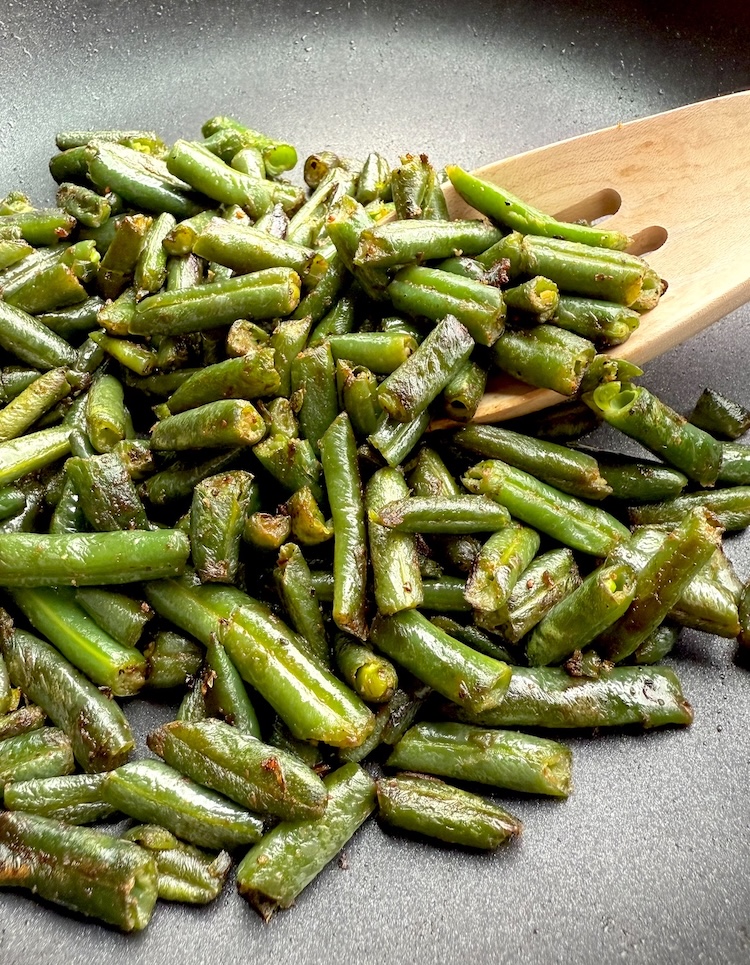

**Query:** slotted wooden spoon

left=442, top=90, right=750, bottom=423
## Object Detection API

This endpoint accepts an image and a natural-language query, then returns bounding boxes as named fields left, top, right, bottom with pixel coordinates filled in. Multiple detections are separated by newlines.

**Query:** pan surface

left=0, top=2, right=749, bottom=963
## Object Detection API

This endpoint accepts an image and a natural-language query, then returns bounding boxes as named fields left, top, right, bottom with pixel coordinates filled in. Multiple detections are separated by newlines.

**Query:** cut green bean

left=463, top=460, right=629, bottom=556
left=274, top=543, right=329, bottom=665
left=191, top=470, right=256, bottom=582
left=387, top=721, right=571, bottom=797
left=0, top=811, right=158, bottom=931
left=374, top=495, right=511, bottom=535
left=689, top=387, right=750, bottom=440
left=388, top=265, right=505, bottom=347
left=370, top=609, right=511, bottom=714
left=151, top=399, right=266, bottom=450
left=1, top=626, right=134, bottom=771
left=586, top=382, right=723, bottom=487
left=465, top=522, right=541, bottom=616
left=148, top=718, right=328, bottom=821
left=10, top=586, right=147, bottom=696
left=365, top=467, right=423, bottom=616
left=102, top=758, right=263, bottom=850
left=355, top=218, right=502, bottom=269
left=376, top=773, right=522, bottom=850
left=333, top=634, right=399, bottom=704
left=3, top=772, right=114, bottom=825
left=236, top=762, right=375, bottom=921
left=320, top=414, right=369, bottom=639
left=629, top=486, right=750, bottom=532
left=454, top=424, right=611, bottom=500
left=129, top=267, right=301, bottom=337
left=525, top=561, right=637, bottom=666
left=0, top=727, right=75, bottom=797
left=0, top=530, right=189, bottom=586
left=144, top=631, right=203, bottom=690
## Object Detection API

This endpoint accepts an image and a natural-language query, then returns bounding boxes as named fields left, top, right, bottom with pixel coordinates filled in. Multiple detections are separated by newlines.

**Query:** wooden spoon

left=442, top=90, right=750, bottom=423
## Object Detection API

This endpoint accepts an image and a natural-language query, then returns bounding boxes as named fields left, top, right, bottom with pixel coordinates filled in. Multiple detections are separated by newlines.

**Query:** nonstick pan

left=0, top=2, right=749, bottom=963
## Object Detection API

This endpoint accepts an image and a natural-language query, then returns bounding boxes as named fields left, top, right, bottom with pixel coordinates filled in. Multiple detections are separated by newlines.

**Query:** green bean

left=421, top=576, right=472, bottom=613
left=145, top=579, right=375, bottom=749
left=376, top=773, right=521, bottom=850
left=177, top=670, right=209, bottom=723
left=370, top=609, right=511, bottom=714
left=454, top=424, right=611, bottom=500
left=102, top=758, right=263, bottom=851
left=368, top=410, right=431, bottom=467
left=121, top=824, right=231, bottom=905
left=0, top=811, right=158, bottom=931
left=66, top=452, right=150, bottom=531
left=193, top=218, right=327, bottom=287
left=243, top=512, right=292, bottom=550
left=386, top=721, right=571, bottom=798
left=376, top=314, right=474, bottom=422
left=166, top=140, right=273, bottom=217
left=0, top=300, right=78, bottom=370
left=525, top=561, right=637, bottom=666
left=333, top=634, right=398, bottom=704
left=55, top=129, right=165, bottom=153
left=356, top=152, right=392, bottom=204
left=0, top=368, right=71, bottom=443
left=236, top=762, right=375, bottom=921
left=328, top=331, right=418, bottom=375
left=0, top=727, right=74, bottom=798
left=689, top=387, right=750, bottom=439
left=310, top=294, right=357, bottom=345
left=0, top=208, right=75, bottom=246
left=10, top=586, right=147, bottom=696
left=320, top=414, right=369, bottom=639
left=3, top=772, right=114, bottom=825
left=204, top=636, right=261, bottom=737
left=598, top=508, right=723, bottom=662
left=446, top=165, right=630, bottom=249
left=339, top=360, right=382, bottom=437
left=87, top=141, right=201, bottom=218
left=629, top=486, right=750, bottom=532
left=633, top=623, right=681, bottom=665
left=151, top=399, right=266, bottom=450
left=355, top=219, right=502, bottom=269
left=441, top=358, right=488, bottom=423
left=129, top=267, right=301, bottom=337
left=134, top=211, right=175, bottom=297
left=142, top=450, right=241, bottom=505
left=283, top=485, right=334, bottom=545
left=388, top=265, right=505, bottom=347
left=428, top=616, right=512, bottom=663
left=0, top=426, right=70, bottom=486
left=274, top=543, right=329, bottom=665
left=365, top=467, right=423, bottom=616
left=326, top=196, right=391, bottom=300
left=0, top=530, right=189, bottom=586
left=552, top=295, right=640, bottom=346
left=373, top=495, right=511, bottom=534
left=144, top=631, right=203, bottom=690
left=0, top=705, right=43, bottom=744
left=271, top=315, right=312, bottom=396
left=463, top=459, right=629, bottom=556
left=200, top=115, right=298, bottom=177
left=492, top=324, right=595, bottom=397
left=148, top=718, right=328, bottom=821
left=465, top=522, right=541, bottom=617
left=1, top=626, right=134, bottom=771
left=586, top=382, right=723, bottom=487
left=292, top=341, right=339, bottom=455
left=454, top=664, right=693, bottom=729
left=191, top=470, right=257, bottom=582
left=252, top=433, right=323, bottom=501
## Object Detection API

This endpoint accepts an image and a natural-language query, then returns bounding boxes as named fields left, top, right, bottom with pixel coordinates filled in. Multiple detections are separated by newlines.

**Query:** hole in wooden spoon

left=626, top=225, right=668, bottom=256
left=553, top=188, right=621, bottom=226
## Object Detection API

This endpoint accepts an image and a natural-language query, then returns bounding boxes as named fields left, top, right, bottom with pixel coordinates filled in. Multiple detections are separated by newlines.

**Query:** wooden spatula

left=442, top=90, right=750, bottom=423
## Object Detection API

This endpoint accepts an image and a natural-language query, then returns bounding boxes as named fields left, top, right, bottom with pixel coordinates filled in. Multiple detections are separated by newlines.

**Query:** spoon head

left=443, top=91, right=750, bottom=422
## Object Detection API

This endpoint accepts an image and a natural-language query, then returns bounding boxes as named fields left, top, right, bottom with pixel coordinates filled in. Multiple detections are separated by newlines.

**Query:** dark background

left=1, top=2, right=749, bottom=963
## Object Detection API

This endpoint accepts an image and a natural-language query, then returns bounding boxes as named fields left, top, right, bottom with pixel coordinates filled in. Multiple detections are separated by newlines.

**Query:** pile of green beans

left=0, top=119, right=748, bottom=932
